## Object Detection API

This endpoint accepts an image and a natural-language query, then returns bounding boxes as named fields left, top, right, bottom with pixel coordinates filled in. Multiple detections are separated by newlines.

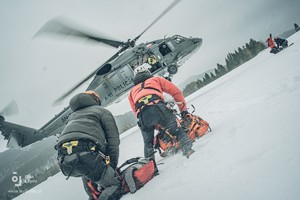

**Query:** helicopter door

left=94, top=80, right=114, bottom=107
left=112, top=64, right=134, bottom=97
left=94, top=64, right=134, bottom=107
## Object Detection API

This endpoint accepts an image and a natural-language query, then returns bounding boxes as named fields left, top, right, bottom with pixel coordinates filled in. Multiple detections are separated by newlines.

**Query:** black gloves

left=181, top=110, right=189, bottom=118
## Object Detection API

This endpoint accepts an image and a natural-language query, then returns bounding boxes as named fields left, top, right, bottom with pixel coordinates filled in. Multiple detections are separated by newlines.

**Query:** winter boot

left=98, top=185, right=121, bottom=200
left=182, top=149, right=195, bottom=159
left=96, top=165, right=122, bottom=200
left=175, top=128, right=194, bottom=158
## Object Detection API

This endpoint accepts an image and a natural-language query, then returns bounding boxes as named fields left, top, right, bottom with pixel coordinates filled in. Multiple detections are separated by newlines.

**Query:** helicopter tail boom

left=0, top=116, right=38, bottom=149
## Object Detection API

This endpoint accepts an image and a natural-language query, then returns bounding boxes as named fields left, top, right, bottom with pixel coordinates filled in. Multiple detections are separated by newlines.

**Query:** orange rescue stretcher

left=154, top=113, right=211, bottom=157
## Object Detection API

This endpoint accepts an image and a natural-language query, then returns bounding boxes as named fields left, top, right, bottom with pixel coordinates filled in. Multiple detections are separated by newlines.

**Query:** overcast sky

left=0, top=0, right=299, bottom=131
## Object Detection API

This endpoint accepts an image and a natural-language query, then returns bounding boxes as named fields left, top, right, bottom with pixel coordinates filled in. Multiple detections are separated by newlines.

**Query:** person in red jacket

left=266, top=34, right=278, bottom=54
left=266, top=34, right=275, bottom=48
left=128, top=63, right=194, bottom=159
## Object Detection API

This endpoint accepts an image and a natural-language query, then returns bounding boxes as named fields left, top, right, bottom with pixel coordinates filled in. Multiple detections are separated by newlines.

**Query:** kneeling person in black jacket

left=274, top=37, right=288, bottom=49
left=55, top=91, right=121, bottom=200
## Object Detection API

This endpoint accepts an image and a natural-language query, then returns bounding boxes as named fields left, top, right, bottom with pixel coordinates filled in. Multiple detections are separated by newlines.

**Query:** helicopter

left=0, top=0, right=202, bottom=150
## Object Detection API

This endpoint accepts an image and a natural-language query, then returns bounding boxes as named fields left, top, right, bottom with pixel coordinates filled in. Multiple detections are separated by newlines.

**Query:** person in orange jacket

left=266, top=34, right=278, bottom=54
left=266, top=34, right=275, bottom=48
left=128, top=63, right=194, bottom=159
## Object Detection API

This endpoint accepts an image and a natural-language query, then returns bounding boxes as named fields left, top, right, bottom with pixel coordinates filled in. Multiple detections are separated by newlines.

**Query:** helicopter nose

left=193, top=38, right=202, bottom=46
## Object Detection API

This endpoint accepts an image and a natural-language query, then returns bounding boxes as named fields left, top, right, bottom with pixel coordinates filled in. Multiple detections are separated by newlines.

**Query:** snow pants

left=138, top=101, right=193, bottom=158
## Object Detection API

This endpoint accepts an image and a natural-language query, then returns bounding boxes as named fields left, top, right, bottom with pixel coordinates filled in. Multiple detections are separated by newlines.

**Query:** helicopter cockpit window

left=159, top=42, right=172, bottom=56
left=172, top=35, right=186, bottom=44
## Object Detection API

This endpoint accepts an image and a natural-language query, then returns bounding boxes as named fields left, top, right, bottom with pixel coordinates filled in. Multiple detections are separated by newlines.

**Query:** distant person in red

left=266, top=34, right=278, bottom=54
left=266, top=34, right=275, bottom=48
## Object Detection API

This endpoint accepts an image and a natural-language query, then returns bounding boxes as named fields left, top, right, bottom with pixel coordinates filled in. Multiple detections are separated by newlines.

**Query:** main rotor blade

left=133, top=0, right=181, bottom=42
left=34, top=18, right=125, bottom=48
left=0, top=100, right=19, bottom=116
left=53, top=51, right=120, bottom=105
left=52, top=0, right=181, bottom=104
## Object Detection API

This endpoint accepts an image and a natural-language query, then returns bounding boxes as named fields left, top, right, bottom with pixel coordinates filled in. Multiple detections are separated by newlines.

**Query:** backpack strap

left=139, top=81, right=161, bottom=93
left=123, top=163, right=144, bottom=193
left=118, top=157, right=141, bottom=170
left=87, top=181, right=101, bottom=200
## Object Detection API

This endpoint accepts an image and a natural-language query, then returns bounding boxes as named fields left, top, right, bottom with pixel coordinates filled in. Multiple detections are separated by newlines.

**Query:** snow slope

left=15, top=32, right=300, bottom=200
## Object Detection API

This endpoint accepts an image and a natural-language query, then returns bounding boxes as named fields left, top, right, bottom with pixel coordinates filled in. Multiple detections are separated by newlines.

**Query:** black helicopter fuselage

left=89, top=35, right=202, bottom=107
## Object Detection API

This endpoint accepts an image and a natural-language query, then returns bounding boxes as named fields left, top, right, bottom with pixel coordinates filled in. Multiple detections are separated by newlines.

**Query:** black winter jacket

left=57, top=93, right=120, bottom=168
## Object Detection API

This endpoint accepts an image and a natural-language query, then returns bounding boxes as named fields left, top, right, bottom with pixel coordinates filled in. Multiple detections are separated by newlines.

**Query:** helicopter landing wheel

left=167, top=65, right=178, bottom=74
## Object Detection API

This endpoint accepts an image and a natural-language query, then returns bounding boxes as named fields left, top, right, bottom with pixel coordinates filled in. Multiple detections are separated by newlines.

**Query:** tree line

left=183, top=39, right=267, bottom=96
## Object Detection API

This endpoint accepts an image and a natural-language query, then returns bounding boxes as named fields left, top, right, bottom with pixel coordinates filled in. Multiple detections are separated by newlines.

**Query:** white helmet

left=133, top=63, right=151, bottom=76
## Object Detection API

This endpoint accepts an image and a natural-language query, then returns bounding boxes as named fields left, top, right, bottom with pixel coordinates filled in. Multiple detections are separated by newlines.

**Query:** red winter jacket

left=128, top=76, right=187, bottom=116
left=266, top=37, right=275, bottom=48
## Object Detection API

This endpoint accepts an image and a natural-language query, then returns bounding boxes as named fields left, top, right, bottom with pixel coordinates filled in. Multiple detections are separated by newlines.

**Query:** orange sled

left=181, top=113, right=211, bottom=141
left=154, top=113, right=211, bottom=157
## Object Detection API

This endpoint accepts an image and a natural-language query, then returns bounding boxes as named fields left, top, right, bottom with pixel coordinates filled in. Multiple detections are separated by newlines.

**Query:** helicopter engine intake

left=97, top=63, right=112, bottom=76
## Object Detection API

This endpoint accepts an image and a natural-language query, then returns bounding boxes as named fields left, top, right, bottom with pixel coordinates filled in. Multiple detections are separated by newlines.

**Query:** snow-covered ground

left=15, top=32, right=300, bottom=200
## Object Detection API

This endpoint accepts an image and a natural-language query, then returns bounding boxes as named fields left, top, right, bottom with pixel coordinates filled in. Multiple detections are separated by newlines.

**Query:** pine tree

left=210, top=72, right=216, bottom=81
left=214, top=68, right=220, bottom=77
left=242, top=46, right=252, bottom=61
left=217, top=63, right=227, bottom=75
left=196, top=79, right=204, bottom=88
left=226, top=55, right=233, bottom=70
left=203, top=73, right=211, bottom=84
